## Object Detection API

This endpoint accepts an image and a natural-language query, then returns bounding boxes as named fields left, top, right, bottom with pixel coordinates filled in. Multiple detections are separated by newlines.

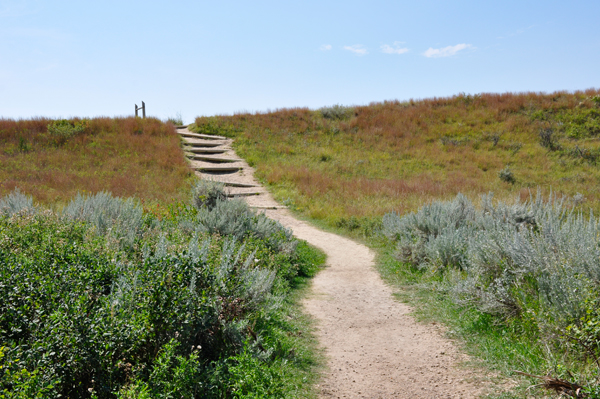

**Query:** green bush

left=383, top=192, right=600, bottom=390
left=319, top=105, right=354, bottom=121
left=0, top=189, right=323, bottom=398
left=498, top=165, right=515, bottom=184
left=192, top=180, right=228, bottom=210
left=191, top=117, right=241, bottom=138
left=562, top=108, right=600, bottom=138
left=47, top=119, right=89, bottom=145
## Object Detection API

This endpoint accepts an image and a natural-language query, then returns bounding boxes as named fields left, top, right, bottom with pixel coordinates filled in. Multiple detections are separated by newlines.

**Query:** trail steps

left=176, top=125, right=489, bottom=397
left=177, top=126, right=284, bottom=204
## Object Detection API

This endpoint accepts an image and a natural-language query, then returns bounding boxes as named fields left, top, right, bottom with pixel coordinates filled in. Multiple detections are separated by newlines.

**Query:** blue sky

left=1, top=0, right=599, bottom=123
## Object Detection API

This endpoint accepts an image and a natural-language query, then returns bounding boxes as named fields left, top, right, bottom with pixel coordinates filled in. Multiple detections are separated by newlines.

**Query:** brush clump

left=0, top=186, right=322, bottom=398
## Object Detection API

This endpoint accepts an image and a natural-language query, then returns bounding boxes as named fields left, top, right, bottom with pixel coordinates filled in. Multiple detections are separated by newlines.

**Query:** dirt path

left=178, top=127, right=488, bottom=398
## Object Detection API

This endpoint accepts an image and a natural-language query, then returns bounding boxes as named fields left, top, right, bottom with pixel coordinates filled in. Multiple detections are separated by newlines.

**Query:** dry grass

left=0, top=117, right=193, bottom=206
left=192, top=89, right=600, bottom=230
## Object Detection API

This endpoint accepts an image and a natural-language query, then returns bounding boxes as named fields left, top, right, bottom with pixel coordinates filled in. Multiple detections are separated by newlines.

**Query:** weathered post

left=135, top=102, right=146, bottom=118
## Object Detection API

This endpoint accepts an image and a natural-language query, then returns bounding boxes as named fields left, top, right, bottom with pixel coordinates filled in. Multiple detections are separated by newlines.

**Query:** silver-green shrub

left=383, top=192, right=600, bottom=330
left=319, top=104, right=354, bottom=120
left=192, top=179, right=227, bottom=210
left=0, top=188, right=36, bottom=217
left=62, top=191, right=143, bottom=248
left=191, top=195, right=296, bottom=255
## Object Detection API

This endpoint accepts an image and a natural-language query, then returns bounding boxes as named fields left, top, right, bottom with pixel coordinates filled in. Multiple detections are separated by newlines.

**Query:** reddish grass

left=192, top=89, right=600, bottom=228
left=0, top=117, right=193, bottom=205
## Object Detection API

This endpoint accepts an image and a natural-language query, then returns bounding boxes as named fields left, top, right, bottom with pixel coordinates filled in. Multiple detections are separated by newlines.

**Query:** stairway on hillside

left=177, top=126, right=286, bottom=209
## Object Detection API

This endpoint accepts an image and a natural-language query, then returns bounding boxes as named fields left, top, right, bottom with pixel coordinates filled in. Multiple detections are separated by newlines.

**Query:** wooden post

left=135, top=102, right=146, bottom=118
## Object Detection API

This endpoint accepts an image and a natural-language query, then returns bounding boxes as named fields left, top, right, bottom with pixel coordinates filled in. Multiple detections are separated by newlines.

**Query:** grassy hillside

left=0, top=117, right=192, bottom=205
left=0, top=118, right=326, bottom=398
left=192, top=90, right=600, bottom=397
left=192, top=89, right=600, bottom=234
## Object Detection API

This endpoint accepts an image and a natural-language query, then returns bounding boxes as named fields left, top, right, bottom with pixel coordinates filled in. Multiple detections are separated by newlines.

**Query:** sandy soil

left=263, top=209, right=486, bottom=399
left=179, top=127, right=490, bottom=398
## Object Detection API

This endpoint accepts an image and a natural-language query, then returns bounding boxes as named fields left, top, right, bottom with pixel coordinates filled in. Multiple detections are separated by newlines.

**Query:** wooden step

left=188, top=155, right=242, bottom=163
left=177, top=131, right=227, bottom=140
left=226, top=191, right=264, bottom=198
left=192, top=164, right=244, bottom=172
left=193, top=172, right=260, bottom=187
left=221, top=181, right=260, bottom=188
left=181, top=140, right=225, bottom=148
left=249, top=205, right=288, bottom=210
left=184, top=147, right=227, bottom=154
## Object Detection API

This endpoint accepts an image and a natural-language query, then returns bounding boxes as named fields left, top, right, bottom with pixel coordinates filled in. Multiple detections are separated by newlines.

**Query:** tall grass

left=192, top=89, right=600, bottom=234
left=0, top=117, right=192, bottom=205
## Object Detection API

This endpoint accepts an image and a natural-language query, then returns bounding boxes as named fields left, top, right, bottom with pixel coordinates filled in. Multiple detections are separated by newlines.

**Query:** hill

left=0, top=117, right=192, bottom=206
left=192, top=89, right=600, bottom=234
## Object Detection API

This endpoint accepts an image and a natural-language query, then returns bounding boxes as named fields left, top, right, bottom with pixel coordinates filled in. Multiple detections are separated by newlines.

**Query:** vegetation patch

left=380, top=193, right=600, bottom=396
left=191, top=90, right=600, bottom=236
left=0, top=117, right=192, bottom=206
left=0, top=184, right=325, bottom=398
left=191, top=90, right=600, bottom=397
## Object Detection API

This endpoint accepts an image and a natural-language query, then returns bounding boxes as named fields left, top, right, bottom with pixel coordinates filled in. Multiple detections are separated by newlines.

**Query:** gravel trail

left=178, top=126, right=488, bottom=398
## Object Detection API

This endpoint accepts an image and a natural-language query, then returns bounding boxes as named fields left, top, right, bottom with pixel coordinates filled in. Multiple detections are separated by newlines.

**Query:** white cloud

left=320, top=44, right=332, bottom=51
left=343, top=45, right=368, bottom=56
left=381, top=42, right=409, bottom=55
left=422, top=43, right=473, bottom=58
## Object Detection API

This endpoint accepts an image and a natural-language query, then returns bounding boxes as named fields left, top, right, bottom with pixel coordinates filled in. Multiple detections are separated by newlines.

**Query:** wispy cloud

left=422, top=43, right=473, bottom=58
left=320, top=44, right=332, bottom=51
left=343, top=44, right=368, bottom=56
left=381, top=42, right=409, bottom=55
left=498, top=25, right=536, bottom=39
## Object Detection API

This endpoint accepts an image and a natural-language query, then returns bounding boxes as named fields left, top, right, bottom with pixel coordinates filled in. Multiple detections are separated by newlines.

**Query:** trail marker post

left=135, top=101, right=146, bottom=118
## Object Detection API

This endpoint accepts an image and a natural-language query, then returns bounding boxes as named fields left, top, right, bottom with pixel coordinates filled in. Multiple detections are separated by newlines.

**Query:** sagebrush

left=383, top=192, right=600, bottom=391
left=0, top=188, right=324, bottom=398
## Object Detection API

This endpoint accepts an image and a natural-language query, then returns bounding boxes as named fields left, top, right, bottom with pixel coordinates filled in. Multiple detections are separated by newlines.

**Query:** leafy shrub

left=117, top=340, right=204, bottom=398
left=192, top=180, right=227, bottom=210
left=191, top=117, right=241, bottom=137
left=0, top=188, right=322, bottom=398
left=566, top=297, right=600, bottom=362
left=319, top=105, right=354, bottom=120
left=47, top=119, right=89, bottom=145
left=564, top=145, right=600, bottom=165
left=561, top=108, right=600, bottom=138
left=539, top=127, right=561, bottom=151
left=498, top=165, right=515, bottom=184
